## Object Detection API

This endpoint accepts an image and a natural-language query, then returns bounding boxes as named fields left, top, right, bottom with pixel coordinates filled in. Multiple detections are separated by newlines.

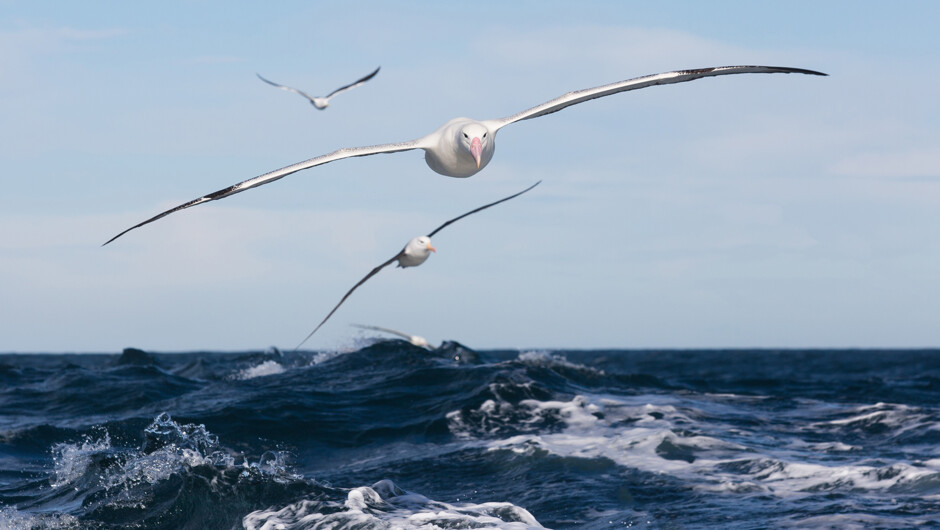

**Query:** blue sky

left=2, top=1, right=939, bottom=352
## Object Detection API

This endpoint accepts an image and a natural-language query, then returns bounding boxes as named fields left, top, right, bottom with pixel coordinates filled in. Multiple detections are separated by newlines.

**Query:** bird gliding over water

left=294, top=181, right=540, bottom=349
left=353, top=324, right=432, bottom=349
left=103, top=65, right=826, bottom=246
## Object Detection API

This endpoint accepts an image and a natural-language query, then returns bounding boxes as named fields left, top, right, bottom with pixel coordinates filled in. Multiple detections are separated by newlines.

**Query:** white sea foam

left=310, top=351, right=343, bottom=365
left=779, top=512, right=938, bottom=529
left=516, top=350, right=606, bottom=375
left=236, top=360, right=286, bottom=380
left=242, top=479, right=543, bottom=530
left=0, top=507, right=80, bottom=530
left=447, top=384, right=940, bottom=500
left=818, top=402, right=938, bottom=439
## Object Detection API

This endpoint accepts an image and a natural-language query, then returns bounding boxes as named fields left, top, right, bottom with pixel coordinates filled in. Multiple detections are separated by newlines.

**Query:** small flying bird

left=295, top=180, right=540, bottom=349
left=104, top=65, right=826, bottom=245
left=353, top=324, right=432, bottom=349
left=256, top=66, right=380, bottom=110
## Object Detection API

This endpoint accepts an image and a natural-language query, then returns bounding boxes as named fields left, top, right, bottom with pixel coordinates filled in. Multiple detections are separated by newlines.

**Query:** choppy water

left=1, top=343, right=938, bottom=529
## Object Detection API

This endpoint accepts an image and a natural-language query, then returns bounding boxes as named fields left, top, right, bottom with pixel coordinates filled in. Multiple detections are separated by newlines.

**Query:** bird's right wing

left=295, top=252, right=403, bottom=350
left=352, top=324, right=415, bottom=342
left=427, top=180, right=541, bottom=238
left=325, top=66, right=381, bottom=99
left=256, top=74, right=318, bottom=102
left=103, top=139, right=425, bottom=245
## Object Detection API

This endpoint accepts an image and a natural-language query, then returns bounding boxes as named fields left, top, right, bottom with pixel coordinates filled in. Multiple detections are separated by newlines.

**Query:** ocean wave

left=50, top=431, right=113, bottom=488
left=32, top=413, right=307, bottom=528
left=242, top=479, right=542, bottom=530
left=2, top=346, right=939, bottom=528
left=818, top=402, right=940, bottom=440
left=461, top=391, right=940, bottom=501
left=234, top=360, right=287, bottom=380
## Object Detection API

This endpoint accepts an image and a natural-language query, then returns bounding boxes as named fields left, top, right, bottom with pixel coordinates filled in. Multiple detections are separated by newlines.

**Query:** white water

left=243, top=479, right=543, bottom=530
left=446, top=353, right=940, bottom=504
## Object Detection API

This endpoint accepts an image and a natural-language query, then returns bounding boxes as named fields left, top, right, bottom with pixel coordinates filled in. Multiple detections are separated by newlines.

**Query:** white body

left=423, top=118, right=496, bottom=177
left=397, top=236, right=435, bottom=268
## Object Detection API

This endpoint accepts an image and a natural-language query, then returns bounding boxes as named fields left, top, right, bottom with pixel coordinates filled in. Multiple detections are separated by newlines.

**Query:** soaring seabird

left=104, top=66, right=825, bottom=245
left=256, top=66, right=380, bottom=110
left=295, top=181, right=540, bottom=349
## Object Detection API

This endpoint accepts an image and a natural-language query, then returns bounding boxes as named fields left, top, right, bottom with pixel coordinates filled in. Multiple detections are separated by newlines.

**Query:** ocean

left=1, top=342, right=938, bottom=529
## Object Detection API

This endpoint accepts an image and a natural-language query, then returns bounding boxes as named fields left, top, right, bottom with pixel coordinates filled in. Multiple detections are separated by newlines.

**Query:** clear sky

left=2, top=1, right=939, bottom=352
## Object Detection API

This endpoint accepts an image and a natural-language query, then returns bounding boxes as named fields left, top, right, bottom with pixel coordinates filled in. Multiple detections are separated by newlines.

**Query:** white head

left=398, top=236, right=436, bottom=268
left=459, top=123, right=490, bottom=169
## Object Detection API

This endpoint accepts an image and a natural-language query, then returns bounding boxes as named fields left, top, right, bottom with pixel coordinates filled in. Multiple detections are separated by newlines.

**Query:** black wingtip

left=101, top=213, right=158, bottom=247
left=786, top=67, right=828, bottom=76
left=102, top=228, right=131, bottom=247
left=362, top=66, right=381, bottom=82
left=761, top=66, right=827, bottom=77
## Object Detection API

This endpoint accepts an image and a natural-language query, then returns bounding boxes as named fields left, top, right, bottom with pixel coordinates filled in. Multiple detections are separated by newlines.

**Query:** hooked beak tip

left=470, top=137, right=483, bottom=169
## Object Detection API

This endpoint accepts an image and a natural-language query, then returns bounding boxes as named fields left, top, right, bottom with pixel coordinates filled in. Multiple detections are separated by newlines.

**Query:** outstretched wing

left=295, top=252, right=403, bottom=350
left=325, top=66, right=381, bottom=99
left=256, top=73, right=318, bottom=103
left=483, top=66, right=827, bottom=131
left=352, top=324, right=416, bottom=342
left=427, top=180, right=541, bottom=238
left=103, top=139, right=425, bottom=245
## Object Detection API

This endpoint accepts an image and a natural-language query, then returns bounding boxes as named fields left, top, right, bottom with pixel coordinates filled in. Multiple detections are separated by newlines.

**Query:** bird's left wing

left=325, top=66, right=381, bottom=99
left=256, top=74, right=318, bottom=102
left=427, top=180, right=540, bottom=238
left=103, top=139, right=425, bottom=245
left=484, top=65, right=827, bottom=131
left=295, top=252, right=403, bottom=350
left=352, top=324, right=416, bottom=342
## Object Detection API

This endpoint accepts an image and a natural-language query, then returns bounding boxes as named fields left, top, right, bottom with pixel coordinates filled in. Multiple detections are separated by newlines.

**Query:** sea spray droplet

left=142, top=412, right=219, bottom=455
left=51, top=432, right=112, bottom=488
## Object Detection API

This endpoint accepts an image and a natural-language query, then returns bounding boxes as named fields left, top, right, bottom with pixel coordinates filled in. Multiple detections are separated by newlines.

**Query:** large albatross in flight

left=256, top=66, right=380, bottom=110
left=104, top=65, right=825, bottom=245
left=295, top=181, right=540, bottom=349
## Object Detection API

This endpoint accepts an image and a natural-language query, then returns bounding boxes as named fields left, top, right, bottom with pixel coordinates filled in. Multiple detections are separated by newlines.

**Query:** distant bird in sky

left=104, top=65, right=826, bottom=245
left=353, top=324, right=432, bottom=349
left=295, top=181, right=541, bottom=349
left=256, top=66, right=380, bottom=110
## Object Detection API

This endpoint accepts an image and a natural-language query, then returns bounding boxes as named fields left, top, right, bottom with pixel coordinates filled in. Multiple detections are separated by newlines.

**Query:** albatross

left=353, top=324, right=432, bottom=349
left=104, top=65, right=825, bottom=245
left=256, top=66, right=380, bottom=110
left=295, top=180, right=540, bottom=349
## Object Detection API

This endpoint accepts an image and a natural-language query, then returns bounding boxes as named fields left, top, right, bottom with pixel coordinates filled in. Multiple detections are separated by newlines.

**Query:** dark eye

left=482, top=132, right=487, bottom=138
left=463, top=133, right=469, bottom=139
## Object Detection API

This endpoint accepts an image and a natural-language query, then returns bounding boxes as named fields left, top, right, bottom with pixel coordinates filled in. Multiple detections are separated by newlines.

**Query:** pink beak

left=426, top=242, right=437, bottom=252
left=470, top=137, right=483, bottom=169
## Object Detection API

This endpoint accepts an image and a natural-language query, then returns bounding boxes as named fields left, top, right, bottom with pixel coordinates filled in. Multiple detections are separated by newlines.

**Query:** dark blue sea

left=1, top=342, right=938, bottom=529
